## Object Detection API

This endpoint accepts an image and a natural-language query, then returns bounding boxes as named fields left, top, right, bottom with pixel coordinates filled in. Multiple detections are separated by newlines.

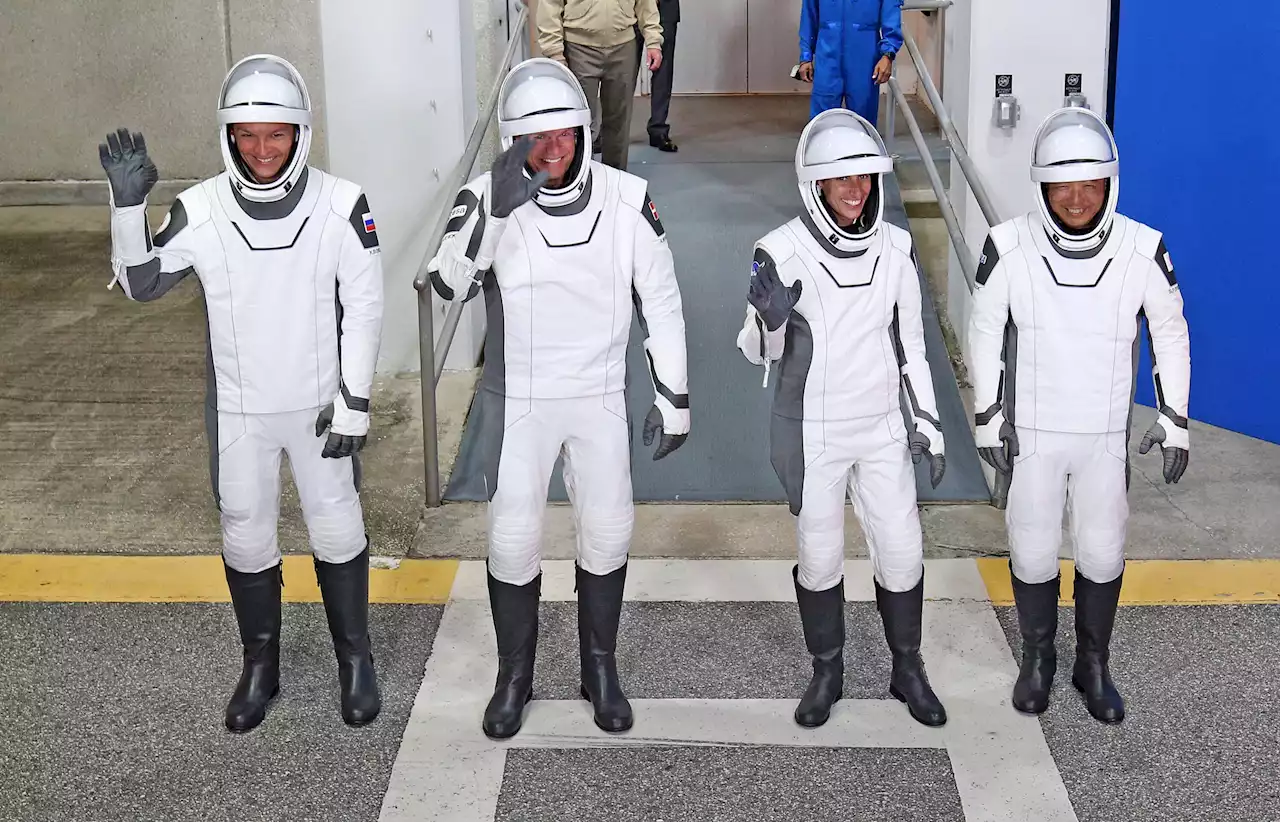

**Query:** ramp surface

left=445, top=100, right=987, bottom=504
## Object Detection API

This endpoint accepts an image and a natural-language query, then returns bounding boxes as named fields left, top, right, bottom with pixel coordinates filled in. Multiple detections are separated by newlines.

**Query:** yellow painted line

left=976, top=558, right=1280, bottom=606
left=0, top=555, right=458, bottom=604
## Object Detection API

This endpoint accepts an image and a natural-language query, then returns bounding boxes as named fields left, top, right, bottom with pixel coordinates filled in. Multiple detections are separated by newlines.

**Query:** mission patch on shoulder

left=975, top=235, right=1000, bottom=286
left=348, top=193, right=380, bottom=250
left=1154, top=236, right=1177, bottom=286
left=642, top=192, right=665, bottom=237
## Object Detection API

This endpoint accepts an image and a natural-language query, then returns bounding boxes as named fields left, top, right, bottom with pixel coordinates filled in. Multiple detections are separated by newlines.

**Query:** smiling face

left=818, top=174, right=873, bottom=227
left=527, top=127, right=577, bottom=188
left=231, top=122, right=296, bottom=183
left=1046, top=179, right=1107, bottom=231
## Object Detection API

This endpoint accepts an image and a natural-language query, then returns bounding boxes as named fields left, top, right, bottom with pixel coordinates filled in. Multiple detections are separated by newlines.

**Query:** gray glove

left=1137, top=418, right=1189, bottom=484
left=748, top=254, right=803, bottom=331
left=909, top=432, right=946, bottom=488
left=98, top=128, right=158, bottom=208
left=642, top=405, right=687, bottom=461
left=316, top=403, right=366, bottom=459
left=975, top=404, right=1019, bottom=475
left=978, top=422, right=1019, bottom=475
left=489, top=136, right=550, bottom=218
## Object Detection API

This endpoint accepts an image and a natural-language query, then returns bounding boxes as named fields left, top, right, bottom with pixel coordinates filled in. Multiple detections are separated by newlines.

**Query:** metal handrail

left=900, top=28, right=1000, bottom=229
left=886, top=6, right=1012, bottom=507
left=414, top=4, right=530, bottom=508
left=888, top=76, right=978, bottom=287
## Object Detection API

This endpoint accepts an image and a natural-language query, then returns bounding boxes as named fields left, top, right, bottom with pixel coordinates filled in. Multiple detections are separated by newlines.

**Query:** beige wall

left=0, top=0, right=325, bottom=203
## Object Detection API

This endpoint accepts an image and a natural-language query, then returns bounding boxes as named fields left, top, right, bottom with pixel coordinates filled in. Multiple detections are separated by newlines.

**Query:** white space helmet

left=497, top=58, right=594, bottom=208
left=796, top=108, right=894, bottom=254
left=217, top=54, right=312, bottom=203
left=1030, top=107, right=1119, bottom=253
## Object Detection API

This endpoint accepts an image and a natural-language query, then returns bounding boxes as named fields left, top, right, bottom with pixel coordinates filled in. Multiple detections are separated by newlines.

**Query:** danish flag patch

left=648, top=200, right=660, bottom=222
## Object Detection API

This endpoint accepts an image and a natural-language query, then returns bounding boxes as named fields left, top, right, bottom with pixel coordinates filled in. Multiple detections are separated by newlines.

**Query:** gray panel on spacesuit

left=230, top=166, right=309, bottom=221
left=446, top=271, right=509, bottom=502
left=769, top=313, right=813, bottom=515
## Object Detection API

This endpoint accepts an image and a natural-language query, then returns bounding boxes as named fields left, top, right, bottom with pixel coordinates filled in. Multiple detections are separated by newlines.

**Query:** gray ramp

left=445, top=162, right=989, bottom=504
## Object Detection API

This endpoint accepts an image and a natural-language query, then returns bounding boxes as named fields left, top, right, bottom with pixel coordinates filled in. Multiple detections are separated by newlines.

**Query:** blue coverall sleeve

left=799, top=0, right=819, bottom=63
left=879, top=0, right=904, bottom=56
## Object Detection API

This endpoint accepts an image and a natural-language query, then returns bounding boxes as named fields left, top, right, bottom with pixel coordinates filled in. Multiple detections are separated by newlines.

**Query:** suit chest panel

left=499, top=197, right=628, bottom=309
left=1010, top=226, right=1145, bottom=341
left=199, top=183, right=339, bottom=309
left=789, top=231, right=895, bottom=343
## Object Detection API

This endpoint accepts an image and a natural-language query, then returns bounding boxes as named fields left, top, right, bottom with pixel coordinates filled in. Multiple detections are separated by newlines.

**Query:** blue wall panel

left=1112, top=0, right=1280, bottom=442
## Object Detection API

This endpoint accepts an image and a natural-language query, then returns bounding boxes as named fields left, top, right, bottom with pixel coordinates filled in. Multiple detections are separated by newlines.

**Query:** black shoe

left=1071, top=568, right=1125, bottom=724
left=792, top=565, right=845, bottom=727
left=482, top=570, right=541, bottom=739
left=1010, top=567, right=1060, bottom=714
left=649, top=134, right=678, bottom=152
left=875, top=575, right=947, bottom=727
left=223, top=562, right=282, bottom=733
left=314, top=546, right=381, bottom=726
left=577, top=564, right=633, bottom=732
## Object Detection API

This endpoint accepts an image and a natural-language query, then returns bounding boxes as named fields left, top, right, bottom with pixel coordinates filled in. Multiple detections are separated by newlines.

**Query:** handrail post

left=413, top=4, right=531, bottom=508
left=417, top=274, right=442, bottom=508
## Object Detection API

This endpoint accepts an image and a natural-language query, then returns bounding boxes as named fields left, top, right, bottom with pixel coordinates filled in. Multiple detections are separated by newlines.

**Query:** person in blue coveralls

left=797, top=0, right=903, bottom=123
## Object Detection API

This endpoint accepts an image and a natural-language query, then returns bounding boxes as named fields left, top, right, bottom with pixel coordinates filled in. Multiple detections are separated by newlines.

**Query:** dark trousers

left=638, top=22, right=678, bottom=140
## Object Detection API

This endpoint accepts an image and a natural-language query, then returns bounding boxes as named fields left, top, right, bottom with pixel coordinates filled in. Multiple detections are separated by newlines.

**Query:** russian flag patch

left=362, top=213, right=376, bottom=233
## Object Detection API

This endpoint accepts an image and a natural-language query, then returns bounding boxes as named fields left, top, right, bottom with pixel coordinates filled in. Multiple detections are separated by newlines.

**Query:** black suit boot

left=792, top=565, right=845, bottom=727
left=1010, top=567, right=1060, bottom=714
left=1071, top=568, right=1125, bottom=723
left=876, top=575, right=947, bottom=727
left=224, top=562, right=282, bottom=733
left=482, top=570, right=541, bottom=739
left=577, top=564, right=633, bottom=732
left=314, top=546, right=381, bottom=726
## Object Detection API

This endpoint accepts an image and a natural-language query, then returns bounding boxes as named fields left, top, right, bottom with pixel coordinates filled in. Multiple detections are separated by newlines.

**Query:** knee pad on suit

left=575, top=507, right=634, bottom=577
left=797, top=524, right=845, bottom=592
left=488, top=514, right=544, bottom=586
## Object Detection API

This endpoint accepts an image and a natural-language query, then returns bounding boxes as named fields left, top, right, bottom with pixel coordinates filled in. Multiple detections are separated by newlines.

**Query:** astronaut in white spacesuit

left=737, top=108, right=947, bottom=729
left=98, top=54, right=385, bottom=733
left=967, top=107, right=1191, bottom=724
left=427, top=58, right=689, bottom=740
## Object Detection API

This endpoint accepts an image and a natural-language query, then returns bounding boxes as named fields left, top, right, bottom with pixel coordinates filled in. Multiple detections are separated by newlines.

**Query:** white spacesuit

left=967, top=106, right=1191, bottom=724
left=427, top=58, right=689, bottom=740
left=99, top=54, right=385, bottom=733
left=736, top=108, right=946, bottom=730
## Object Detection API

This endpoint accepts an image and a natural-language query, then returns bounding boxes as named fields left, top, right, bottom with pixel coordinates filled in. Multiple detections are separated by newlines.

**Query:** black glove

left=98, top=128, right=159, bottom=207
left=315, top=403, right=367, bottom=459
left=489, top=136, right=550, bottom=218
left=1137, top=419, right=1189, bottom=484
left=909, top=431, right=946, bottom=488
left=748, top=255, right=803, bottom=331
left=641, top=404, right=687, bottom=461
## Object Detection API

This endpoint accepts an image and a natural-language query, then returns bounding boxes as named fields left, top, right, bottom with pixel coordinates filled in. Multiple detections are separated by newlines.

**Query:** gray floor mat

left=444, top=162, right=988, bottom=504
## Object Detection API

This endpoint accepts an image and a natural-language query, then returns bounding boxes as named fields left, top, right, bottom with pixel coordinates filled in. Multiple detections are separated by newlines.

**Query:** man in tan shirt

left=537, top=0, right=664, bottom=170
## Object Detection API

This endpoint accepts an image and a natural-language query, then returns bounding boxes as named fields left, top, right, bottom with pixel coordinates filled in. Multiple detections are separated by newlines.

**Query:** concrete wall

left=0, top=0, right=327, bottom=204
left=318, top=0, right=472, bottom=375
left=941, top=0, right=1111, bottom=348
